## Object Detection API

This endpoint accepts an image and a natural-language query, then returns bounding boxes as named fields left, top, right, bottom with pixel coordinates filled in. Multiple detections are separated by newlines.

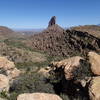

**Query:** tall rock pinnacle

left=48, top=16, right=56, bottom=27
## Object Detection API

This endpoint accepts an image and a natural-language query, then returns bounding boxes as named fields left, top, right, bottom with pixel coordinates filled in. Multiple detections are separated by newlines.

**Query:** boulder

left=6, top=68, right=20, bottom=79
left=17, top=93, right=62, bottom=100
left=51, top=56, right=84, bottom=80
left=89, top=76, right=100, bottom=100
left=0, top=56, right=20, bottom=80
left=0, top=56, right=15, bottom=70
left=38, top=67, right=51, bottom=77
left=88, top=52, right=100, bottom=75
left=0, top=98, right=7, bottom=100
left=0, top=74, right=9, bottom=92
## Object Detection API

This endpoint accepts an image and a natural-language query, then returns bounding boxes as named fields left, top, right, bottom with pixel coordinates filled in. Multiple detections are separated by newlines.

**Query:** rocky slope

left=71, top=25, right=100, bottom=38
left=48, top=52, right=100, bottom=100
left=26, top=18, right=100, bottom=58
left=0, top=42, right=46, bottom=64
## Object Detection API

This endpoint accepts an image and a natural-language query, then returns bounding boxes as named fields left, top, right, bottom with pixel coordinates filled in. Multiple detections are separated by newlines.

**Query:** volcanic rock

left=0, top=74, right=9, bottom=92
left=48, top=16, right=56, bottom=27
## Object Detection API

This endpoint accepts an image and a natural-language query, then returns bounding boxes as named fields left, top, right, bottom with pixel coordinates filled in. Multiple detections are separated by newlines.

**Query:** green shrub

left=60, top=93, right=70, bottom=100
left=9, top=72, right=55, bottom=100
left=73, top=59, right=93, bottom=80
left=0, top=91, right=9, bottom=99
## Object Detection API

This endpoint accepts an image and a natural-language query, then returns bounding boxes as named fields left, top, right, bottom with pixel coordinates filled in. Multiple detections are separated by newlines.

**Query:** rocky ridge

left=27, top=17, right=100, bottom=57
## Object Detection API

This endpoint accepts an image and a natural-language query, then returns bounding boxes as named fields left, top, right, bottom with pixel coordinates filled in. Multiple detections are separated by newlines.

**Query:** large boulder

left=89, top=76, right=100, bottom=100
left=51, top=56, right=84, bottom=80
left=88, top=52, right=100, bottom=75
left=0, top=98, right=7, bottom=100
left=0, top=56, right=20, bottom=80
left=17, top=93, right=62, bottom=100
left=0, top=74, right=9, bottom=92
left=0, top=56, right=15, bottom=70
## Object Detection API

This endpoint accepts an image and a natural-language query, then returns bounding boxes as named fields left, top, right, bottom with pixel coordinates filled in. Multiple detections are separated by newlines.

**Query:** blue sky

left=0, top=0, right=100, bottom=28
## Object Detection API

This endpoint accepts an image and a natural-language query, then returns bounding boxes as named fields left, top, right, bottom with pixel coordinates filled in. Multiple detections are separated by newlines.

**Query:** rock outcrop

left=17, top=93, right=62, bottom=100
left=48, top=16, right=56, bottom=27
left=27, top=17, right=100, bottom=57
left=0, top=56, right=15, bottom=70
left=89, top=76, right=100, bottom=100
left=0, top=56, right=20, bottom=80
left=88, top=52, right=100, bottom=75
left=51, top=56, right=84, bottom=80
left=0, top=74, right=9, bottom=92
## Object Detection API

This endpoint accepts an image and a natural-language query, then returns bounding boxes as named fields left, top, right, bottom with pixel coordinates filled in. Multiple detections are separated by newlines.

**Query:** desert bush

left=60, top=93, right=70, bottom=100
left=9, top=72, right=55, bottom=100
left=0, top=91, right=9, bottom=99
left=48, top=59, right=92, bottom=100
left=73, top=59, right=93, bottom=80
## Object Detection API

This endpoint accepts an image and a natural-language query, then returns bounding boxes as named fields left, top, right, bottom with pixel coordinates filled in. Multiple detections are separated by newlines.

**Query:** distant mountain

left=0, top=26, right=26, bottom=40
left=0, top=26, right=15, bottom=40
left=13, top=28, right=44, bottom=35
left=0, top=26, right=14, bottom=35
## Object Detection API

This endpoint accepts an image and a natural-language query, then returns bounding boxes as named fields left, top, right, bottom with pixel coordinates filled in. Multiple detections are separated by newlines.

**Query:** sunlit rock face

left=17, top=93, right=62, bottom=100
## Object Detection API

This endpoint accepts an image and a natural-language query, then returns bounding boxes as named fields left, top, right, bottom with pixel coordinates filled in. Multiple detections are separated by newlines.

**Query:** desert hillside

left=0, top=17, right=100, bottom=100
left=71, top=25, right=100, bottom=38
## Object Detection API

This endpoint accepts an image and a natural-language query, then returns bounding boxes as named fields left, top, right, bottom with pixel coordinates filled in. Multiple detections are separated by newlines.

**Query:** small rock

left=38, top=67, right=51, bottom=77
left=7, top=68, right=20, bottom=80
